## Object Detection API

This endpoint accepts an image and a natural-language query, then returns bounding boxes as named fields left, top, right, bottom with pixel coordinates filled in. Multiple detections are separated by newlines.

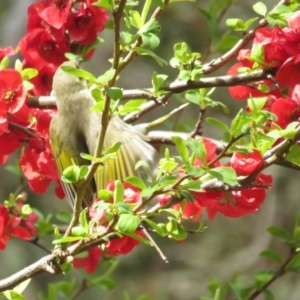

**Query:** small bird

left=49, top=60, right=157, bottom=207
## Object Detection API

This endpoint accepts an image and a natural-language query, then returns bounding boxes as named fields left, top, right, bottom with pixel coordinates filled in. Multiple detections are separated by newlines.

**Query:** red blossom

left=271, top=98, right=300, bottom=128
left=0, top=69, right=27, bottom=114
left=0, top=130, right=25, bottom=164
left=230, top=149, right=263, bottom=176
left=67, top=0, right=108, bottom=45
left=106, top=231, right=143, bottom=256
left=73, top=246, right=102, bottom=273
left=19, top=28, right=70, bottom=69
left=20, top=146, right=59, bottom=194
left=27, top=1, right=66, bottom=41
left=0, top=205, right=30, bottom=250
left=38, top=0, right=72, bottom=29
left=30, top=65, right=56, bottom=95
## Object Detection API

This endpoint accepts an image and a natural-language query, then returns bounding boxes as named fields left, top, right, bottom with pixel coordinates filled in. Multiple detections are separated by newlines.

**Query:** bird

left=49, top=60, right=158, bottom=207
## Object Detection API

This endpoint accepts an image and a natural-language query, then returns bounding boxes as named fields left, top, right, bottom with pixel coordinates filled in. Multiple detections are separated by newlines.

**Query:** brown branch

left=247, top=248, right=297, bottom=300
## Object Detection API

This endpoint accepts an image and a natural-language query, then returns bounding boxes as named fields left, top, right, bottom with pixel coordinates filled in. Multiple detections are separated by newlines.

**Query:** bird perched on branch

left=49, top=60, right=158, bottom=207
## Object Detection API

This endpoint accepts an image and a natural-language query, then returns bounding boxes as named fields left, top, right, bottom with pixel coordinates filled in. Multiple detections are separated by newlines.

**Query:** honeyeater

left=49, top=60, right=157, bottom=207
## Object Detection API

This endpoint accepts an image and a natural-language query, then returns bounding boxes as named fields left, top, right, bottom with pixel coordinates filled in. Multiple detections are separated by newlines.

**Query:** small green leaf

left=260, top=249, right=282, bottom=265
left=172, top=136, right=189, bottom=164
left=114, top=180, right=124, bottom=203
left=124, top=176, right=147, bottom=190
left=61, top=65, right=96, bottom=82
left=144, top=218, right=166, bottom=236
left=117, top=214, right=140, bottom=233
left=253, top=2, right=267, bottom=16
left=105, top=87, right=123, bottom=100
left=209, top=167, right=237, bottom=185
left=206, top=117, right=230, bottom=134
left=268, top=226, right=291, bottom=242
left=286, top=252, right=300, bottom=272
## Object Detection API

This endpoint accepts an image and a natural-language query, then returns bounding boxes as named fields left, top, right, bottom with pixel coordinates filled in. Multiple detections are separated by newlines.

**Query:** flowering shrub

left=0, top=1, right=300, bottom=299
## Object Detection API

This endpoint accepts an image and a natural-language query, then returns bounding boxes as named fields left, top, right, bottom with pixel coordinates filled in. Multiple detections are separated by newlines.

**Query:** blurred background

left=0, top=0, right=299, bottom=299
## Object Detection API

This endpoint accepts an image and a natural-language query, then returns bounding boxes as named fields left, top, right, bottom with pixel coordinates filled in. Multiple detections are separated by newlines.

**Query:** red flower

left=0, top=130, right=24, bottom=164
left=173, top=200, right=203, bottom=222
left=20, top=146, right=59, bottom=194
left=38, top=0, right=72, bottom=30
left=230, top=149, right=263, bottom=176
left=73, top=246, right=102, bottom=273
left=0, top=205, right=30, bottom=250
left=30, top=64, right=56, bottom=96
left=271, top=98, right=300, bottom=128
left=227, top=63, right=270, bottom=100
left=0, top=69, right=27, bottom=114
left=19, top=28, right=69, bottom=69
left=27, top=1, right=66, bottom=41
left=106, top=231, right=143, bottom=256
left=67, top=1, right=108, bottom=45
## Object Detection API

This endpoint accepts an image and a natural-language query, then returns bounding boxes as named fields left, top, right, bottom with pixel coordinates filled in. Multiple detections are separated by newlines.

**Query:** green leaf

left=134, top=47, right=167, bottom=66
left=226, top=18, right=245, bottom=32
left=187, top=138, right=207, bottom=166
left=114, top=180, right=124, bottom=203
left=2, top=290, right=26, bottom=300
left=117, top=214, right=140, bottom=233
left=247, top=97, right=267, bottom=112
left=124, top=176, right=147, bottom=190
left=13, top=279, right=31, bottom=294
left=61, top=65, right=96, bottom=82
left=172, top=136, right=189, bottom=164
left=53, top=236, right=83, bottom=244
left=267, top=226, right=291, bottom=242
left=79, top=208, right=88, bottom=232
left=286, top=252, right=300, bottom=272
left=206, top=117, right=230, bottom=134
left=151, top=72, right=168, bottom=92
left=105, top=87, right=123, bottom=100
left=56, top=211, right=72, bottom=223
left=0, top=56, right=10, bottom=70
left=98, top=189, right=113, bottom=201
left=21, top=68, right=38, bottom=80
left=144, top=218, right=166, bottom=236
left=130, top=10, right=142, bottom=29
left=209, top=167, right=237, bottom=185
left=93, top=0, right=114, bottom=10
left=96, top=68, right=116, bottom=84
left=260, top=249, right=282, bottom=265
left=253, top=2, right=267, bottom=16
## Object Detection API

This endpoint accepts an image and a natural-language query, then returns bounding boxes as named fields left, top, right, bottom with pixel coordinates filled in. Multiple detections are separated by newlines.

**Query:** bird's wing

left=94, top=116, right=158, bottom=191
left=49, top=115, right=95, bottom=207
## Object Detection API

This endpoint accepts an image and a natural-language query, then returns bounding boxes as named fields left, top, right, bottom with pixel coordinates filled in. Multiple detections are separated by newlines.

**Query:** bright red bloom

left=227, top=63, right=271, bottom=100
left=27, top=1, right=66, bottom=41
left=73, top=246, right=102, bottom=273
left=38, top=0, right=72, bottom=30
left=173, top=200, right=203, bottom=222
left=0, top=205, right=30, bottom=250
left=276, top=55, right=300, bottom=88
left=19, top=28, right=70, bottom=69
left=230, top=149, right=263, bottom=176
left=271, top=98, right=300, bottom=128
left=193, top=173, right=272, bottom=219
left=0, top=69, right=27, bottom=114
left=67, top=0, right=108, bottom=45
left=20, top=146, right=59, bottom=194
left=30, top=64, right=56, bottom=96
left=106, top=231, right=143, bottom=256
left=0, top=130, right=24, bottom=164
